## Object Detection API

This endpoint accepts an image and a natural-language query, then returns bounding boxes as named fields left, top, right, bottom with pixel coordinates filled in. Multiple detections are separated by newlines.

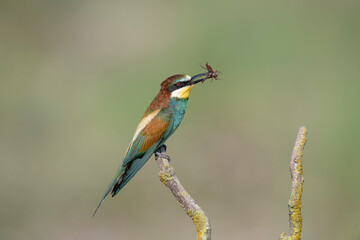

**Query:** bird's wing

left=119, top=107, right=174, bottom=184
left=93, top=107, right=174, bottom=216
left=123, top=107, right=174, bottom=165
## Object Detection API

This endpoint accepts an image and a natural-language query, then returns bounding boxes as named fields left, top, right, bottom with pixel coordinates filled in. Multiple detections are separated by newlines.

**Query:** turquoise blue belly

left=168, top=97, right=189, bottom=136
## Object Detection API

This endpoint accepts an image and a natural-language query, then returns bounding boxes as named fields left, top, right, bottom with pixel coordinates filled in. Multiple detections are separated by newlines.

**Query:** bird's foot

left=155, top=145, right=171, bottom=162
left=158, top=144, right=167, bottom=152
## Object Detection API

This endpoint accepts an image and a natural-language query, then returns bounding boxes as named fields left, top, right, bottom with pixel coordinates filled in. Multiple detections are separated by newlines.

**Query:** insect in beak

left=190, top=63, right=221, bottom=85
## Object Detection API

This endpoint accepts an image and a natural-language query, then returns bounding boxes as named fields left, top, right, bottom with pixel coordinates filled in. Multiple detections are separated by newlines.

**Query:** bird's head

left=161, top=73, right=209, bottom=99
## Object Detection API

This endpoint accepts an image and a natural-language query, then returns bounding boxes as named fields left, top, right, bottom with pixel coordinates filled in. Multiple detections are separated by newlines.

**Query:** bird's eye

left=176, top=82, right=183, bottom=87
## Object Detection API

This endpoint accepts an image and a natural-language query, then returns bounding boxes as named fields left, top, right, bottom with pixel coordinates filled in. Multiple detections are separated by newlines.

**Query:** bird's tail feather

left=92, top=145, right=158, bottom=217
left=92, top=167, right=125, bottom=217
left=111, top=157, right=148, bottom=196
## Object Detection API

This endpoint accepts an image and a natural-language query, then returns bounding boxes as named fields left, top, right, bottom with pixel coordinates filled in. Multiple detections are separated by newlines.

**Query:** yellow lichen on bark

left=288, top=184, right=303, bottom=239
left=280, top=232, right=292, bottom=240
left=187, top=209, right=211, bottom=240
left=280, top=126, right=307, bottom=240
left=155, top=148, right=211, bottom=240
left=158, top=158, right=174, bottom=185
left=159, top=171, right=172, bottom=186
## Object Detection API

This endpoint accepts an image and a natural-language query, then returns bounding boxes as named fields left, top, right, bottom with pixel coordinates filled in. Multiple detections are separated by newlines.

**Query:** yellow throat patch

left=171, top=85, right=194, bottom=99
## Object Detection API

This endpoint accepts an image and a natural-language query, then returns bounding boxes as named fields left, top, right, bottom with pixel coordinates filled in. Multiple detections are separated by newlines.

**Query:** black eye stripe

left=168, top=81, right=190, bottom=92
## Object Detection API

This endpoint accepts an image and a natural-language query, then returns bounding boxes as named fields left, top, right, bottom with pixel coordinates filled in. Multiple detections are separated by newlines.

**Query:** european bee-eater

left=93, top=71, right=212, bottom=216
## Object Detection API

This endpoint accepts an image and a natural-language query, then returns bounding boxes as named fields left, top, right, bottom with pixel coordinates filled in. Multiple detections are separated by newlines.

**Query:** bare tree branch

left=154, top=127, right=307, bottom=240
left=280, top=126, right=308, bottom=240
left=155, top=146, right=211, bottom=240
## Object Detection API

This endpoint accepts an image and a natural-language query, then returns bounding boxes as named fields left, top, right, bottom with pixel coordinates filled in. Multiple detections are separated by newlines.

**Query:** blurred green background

left=1, top=0, right=359, bottom=239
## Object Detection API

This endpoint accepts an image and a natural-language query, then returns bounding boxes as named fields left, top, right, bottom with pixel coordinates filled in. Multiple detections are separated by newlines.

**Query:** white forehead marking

left=184, top=75, right=191, bottom=81
left=176, top=75, right=191, bottom=82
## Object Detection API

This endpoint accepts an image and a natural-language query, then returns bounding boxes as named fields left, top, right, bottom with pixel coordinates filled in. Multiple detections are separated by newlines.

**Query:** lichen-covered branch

left=155, top=146, right=211, bottom=240
left=280, top=126, right=308, bottom=240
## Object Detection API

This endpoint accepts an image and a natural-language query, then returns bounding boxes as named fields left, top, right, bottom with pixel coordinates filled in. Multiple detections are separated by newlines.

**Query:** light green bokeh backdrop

left=1, top=1, right=359, bottom=239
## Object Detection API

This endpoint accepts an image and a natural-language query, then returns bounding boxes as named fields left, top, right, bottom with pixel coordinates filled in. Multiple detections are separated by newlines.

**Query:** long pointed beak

left=189, top=72, right=209, bottom=85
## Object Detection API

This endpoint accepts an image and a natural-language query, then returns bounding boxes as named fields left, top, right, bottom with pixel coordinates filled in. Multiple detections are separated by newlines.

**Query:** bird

left=93, top=71, right=211, bottom=216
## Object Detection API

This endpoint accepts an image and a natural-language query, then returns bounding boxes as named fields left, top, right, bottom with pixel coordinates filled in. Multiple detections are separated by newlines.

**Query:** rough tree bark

left=280, top=126, right=307, bottom=240
left=155, top=145, right=211, bottom=240
left=154, top=126, right=307, bottom=240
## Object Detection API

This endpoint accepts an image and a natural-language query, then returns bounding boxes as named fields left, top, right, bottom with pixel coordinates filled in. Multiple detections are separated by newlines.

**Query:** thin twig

left=155, top=147, right=211, bottom=240
left=280, top=126, right=308, bottom=240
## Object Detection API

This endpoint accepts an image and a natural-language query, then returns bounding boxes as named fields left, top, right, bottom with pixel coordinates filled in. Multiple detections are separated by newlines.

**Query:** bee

left=200, top=62, right=221, bottom=82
